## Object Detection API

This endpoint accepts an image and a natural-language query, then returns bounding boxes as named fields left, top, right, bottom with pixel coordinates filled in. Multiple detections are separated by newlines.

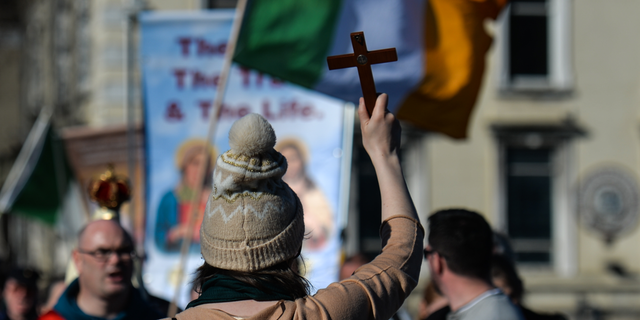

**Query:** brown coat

left=171, top=216, right=424, bottom=320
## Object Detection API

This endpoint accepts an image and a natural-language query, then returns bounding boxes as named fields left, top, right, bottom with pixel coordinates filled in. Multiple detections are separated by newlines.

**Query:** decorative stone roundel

left=578, top=166, right=640, bottom=243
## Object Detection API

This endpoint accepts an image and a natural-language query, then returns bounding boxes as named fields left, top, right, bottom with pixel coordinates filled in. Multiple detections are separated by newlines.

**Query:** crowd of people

left=1, top=220, right=163, bottom=320
left=413, top=213, right=568, bottom=320
left=1, top=94, right=566, bottom=320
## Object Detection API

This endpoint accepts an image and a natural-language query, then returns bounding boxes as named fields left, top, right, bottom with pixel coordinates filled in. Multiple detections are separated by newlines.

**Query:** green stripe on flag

left=234, top=0, right=342, bottom=88
left=11, top=128, right=72, bottom=225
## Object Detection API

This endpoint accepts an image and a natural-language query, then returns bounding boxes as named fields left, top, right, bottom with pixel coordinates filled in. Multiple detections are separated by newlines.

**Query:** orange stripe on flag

left=397, top=0, right=508, bottom=139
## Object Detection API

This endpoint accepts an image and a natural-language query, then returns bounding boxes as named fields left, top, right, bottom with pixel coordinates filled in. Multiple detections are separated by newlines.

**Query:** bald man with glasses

left=39, top=220, right=161, bottom=320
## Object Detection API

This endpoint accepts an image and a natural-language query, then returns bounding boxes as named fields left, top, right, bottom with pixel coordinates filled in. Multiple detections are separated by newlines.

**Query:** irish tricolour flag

left=234, top=0, right=507, bottom=139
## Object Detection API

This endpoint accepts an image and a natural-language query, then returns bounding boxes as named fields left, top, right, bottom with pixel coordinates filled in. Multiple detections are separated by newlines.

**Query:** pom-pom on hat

left=200, top=113, right=304, bottom=272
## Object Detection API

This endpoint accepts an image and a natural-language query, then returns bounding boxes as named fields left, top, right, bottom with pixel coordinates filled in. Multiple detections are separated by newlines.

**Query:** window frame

left=496, top=0, right=573, bottom=93
left=494, top=126, right=578, bottom=276
left=505, top=146, right=554, bottom=264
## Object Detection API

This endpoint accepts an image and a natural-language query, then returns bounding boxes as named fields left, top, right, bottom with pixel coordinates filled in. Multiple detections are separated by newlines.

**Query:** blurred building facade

left=424, top=0, right=640, bottom=318
left=0, top=0, right=202, bottom=279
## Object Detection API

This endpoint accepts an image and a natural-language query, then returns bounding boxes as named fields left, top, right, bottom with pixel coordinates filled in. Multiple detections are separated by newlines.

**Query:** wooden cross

left=326, top=31, right=398, bottom=115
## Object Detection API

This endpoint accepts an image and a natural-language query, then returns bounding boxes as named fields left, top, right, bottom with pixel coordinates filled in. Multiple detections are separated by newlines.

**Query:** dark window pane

left=515, top=252, right=550, bottom=263
left=509, top=3, right=548, bottom=77
left=357, top=144, right=382, bottom=254
left=509, top=148, right=549, bottom=163
left=507, top=175, right=551, bottom=238
left=506, top=148, right=552, bottom=263
left=207, top=0, right=237, bottom=8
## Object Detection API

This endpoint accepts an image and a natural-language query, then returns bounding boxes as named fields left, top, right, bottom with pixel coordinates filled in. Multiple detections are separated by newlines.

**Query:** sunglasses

left=423, top=248, right=446, bottom=260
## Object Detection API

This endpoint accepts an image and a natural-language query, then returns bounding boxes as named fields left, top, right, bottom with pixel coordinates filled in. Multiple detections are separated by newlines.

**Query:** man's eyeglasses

left=423, top=248, right=445, bottom=260
left=423, top=248, right=435, bottom=260
left=77, top=248, right=137, bottom=262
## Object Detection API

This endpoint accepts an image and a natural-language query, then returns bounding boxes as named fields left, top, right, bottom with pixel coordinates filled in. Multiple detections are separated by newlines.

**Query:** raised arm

left=357, top=94, right=418, bottom=223
left=297, top=94, right=423, bottom=320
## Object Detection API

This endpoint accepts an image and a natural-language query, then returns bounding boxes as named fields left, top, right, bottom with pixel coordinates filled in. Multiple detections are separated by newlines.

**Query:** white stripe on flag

left=0, top=108, right=52, bottom=213
left=315, top=0, right=426, bottom=111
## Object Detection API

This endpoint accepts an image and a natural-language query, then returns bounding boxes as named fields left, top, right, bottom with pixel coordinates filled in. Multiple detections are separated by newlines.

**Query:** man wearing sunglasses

left=39, top=220, right=161, bottom=320
left=425, top=209, right=523, bottom=320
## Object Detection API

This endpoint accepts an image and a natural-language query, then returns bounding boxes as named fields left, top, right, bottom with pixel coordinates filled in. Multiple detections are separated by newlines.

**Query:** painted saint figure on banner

left=155, top=139, right=216, bottom=252
left=276, top=138, right=334, bottom=251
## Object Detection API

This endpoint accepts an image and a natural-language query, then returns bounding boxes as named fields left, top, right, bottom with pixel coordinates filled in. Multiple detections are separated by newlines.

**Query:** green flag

left=0, top=110, right=74, bottom=225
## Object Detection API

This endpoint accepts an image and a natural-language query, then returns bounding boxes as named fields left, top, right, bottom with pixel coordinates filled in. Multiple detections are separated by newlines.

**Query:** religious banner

left=140, top=11, right=350, bottom=308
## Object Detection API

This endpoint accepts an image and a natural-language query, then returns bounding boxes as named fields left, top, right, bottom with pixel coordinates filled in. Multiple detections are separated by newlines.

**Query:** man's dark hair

left=5, top=267, right=40, bottom=290
left=428, top=209, right=493, bottom=280
left=192, top=257, right=311, bottom=300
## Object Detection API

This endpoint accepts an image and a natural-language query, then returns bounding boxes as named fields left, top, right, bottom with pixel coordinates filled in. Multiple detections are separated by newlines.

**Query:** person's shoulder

left=170, top=307, right=228, bottom=320
left=482, top=294, right=523, bottom=320
left=128, top=288, right=166, bottom=320
left=38, top=310, right=66, bottom=320
left=462, top=294, right=523, bottom=320
left=424, top=306, right=450, bottom=320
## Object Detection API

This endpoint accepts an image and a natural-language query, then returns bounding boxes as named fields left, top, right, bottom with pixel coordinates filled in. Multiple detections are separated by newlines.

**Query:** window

left=509, top=0, right=548, bottom=83
left=496, top=0, right=573, bottom=92
left=206, top=0, right=237, bottom=9
left=494, top=126, right=580, bottom=274
left=506, top=147, right=552, bottom=263
left=353, top=134, right=383, bottom=258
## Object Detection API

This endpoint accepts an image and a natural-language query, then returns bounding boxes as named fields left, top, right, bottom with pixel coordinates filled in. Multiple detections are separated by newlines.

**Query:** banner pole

left=167, top=0, right=249, bottom=316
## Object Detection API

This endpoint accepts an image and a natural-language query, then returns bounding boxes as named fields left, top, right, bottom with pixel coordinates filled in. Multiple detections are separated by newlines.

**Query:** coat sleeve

left=295, top=216, right=424, bottom=320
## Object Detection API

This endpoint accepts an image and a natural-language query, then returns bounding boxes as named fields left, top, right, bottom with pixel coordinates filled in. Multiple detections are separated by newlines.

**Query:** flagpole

left=167, top=0, right=249, bottom=316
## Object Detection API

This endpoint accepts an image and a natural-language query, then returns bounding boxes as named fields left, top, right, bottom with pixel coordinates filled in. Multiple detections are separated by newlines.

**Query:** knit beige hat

left=200, top=113, right=304, bottom=272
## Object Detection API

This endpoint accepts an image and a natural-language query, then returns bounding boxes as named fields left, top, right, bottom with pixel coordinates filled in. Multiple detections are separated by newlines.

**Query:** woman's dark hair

left=192, top=257, right=311, bottom=300
left=491, top=254, right=524, bottom=303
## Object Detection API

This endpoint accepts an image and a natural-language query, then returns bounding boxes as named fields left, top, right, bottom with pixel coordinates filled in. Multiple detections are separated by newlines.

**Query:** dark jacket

left=38, top=279, right=162, bottom=320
